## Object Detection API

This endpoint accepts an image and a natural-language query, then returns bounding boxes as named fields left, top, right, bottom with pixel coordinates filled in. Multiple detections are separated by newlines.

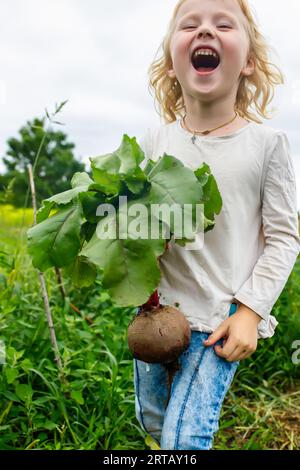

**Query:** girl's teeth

left=194, top=49, right=218, bottom=59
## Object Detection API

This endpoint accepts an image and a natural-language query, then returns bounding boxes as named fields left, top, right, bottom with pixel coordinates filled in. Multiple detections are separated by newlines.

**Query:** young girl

left=133, top=0, right=300, bottom=450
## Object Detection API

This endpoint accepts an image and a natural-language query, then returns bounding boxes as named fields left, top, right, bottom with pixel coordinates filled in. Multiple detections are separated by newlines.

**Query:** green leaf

left=20, top=358, right=33, bottom=372
left=64, top=256, right=97, bottom=288
left=80, top=226, right=163, bottom=307
left=88, top=178, right=120, bottom=196
left=43, top=421, right=58, bottom=431
left=147, top=154, right=203, bottom=203
left=195, top=166, right=222, bottom=222
left=144, top=159, right=156, bottom=176
left=194, top=163, right=211, bottom=187
left=205, top=174, right=222, bottom=214
left=36, top=172, right=93, bottom=223
left=27, top=204, right=83, bottom=271
left=36, top=200, right=55, bottom=224
left=90, top=134, right=146, bottom=196
left=71, top=172, right=94, bottom=189
left=146, top=154, right=204, bottom=237
left=48, top=172, right=93, bottom=205
left=80, top=221, right=97, bottom=242
left=54, top=99, right=69, bottom=115
left=193, top=164, right=223, bottom=234
left=92, top=134, right=144, bottom=175
left=79, top=192, right=106, bottom=224
left=124, top=177, right=146, bottom=195
left=124, top=198, right=167, bottom=257
left=6, top=347, right=25, bottom=364
left=71, top=390, right=84, bottom=405
left=15, top=384, right=33, bottom=403
left=2, top=391, right=21, bottom=403
left=5, top=367, right=19, bottom=384
left=145, top=434, right=161, bottom=450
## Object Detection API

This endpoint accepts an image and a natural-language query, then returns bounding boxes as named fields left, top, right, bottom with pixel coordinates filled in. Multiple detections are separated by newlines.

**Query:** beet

left=127, top=304, right=191, bottom=364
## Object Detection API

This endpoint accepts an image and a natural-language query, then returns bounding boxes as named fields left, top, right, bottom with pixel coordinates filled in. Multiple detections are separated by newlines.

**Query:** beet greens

left=27, top=134, right=222, bottom=307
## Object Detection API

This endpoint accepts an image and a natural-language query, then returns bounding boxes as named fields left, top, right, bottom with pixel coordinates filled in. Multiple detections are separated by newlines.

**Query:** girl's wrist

left=237, top=304, right=262, bottom=325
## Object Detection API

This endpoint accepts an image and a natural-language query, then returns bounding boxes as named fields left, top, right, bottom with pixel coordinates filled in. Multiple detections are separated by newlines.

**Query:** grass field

left=0, top=204, right=299, bottom=450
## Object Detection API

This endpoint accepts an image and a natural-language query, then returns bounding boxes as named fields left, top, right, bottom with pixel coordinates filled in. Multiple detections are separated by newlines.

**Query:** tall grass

left=0, top=205, right=299, bottom=449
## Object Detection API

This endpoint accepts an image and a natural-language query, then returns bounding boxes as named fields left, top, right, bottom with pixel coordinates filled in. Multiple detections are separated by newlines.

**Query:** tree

left=0, top=117, right=85, bottom=207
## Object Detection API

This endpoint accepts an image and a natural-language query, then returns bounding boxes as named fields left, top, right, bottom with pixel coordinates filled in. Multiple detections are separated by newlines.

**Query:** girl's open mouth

left=191, top=48, right=221, bottom=76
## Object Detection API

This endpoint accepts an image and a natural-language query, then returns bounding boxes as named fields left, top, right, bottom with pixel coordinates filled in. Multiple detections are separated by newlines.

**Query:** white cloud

left=0, top=80, right=7, bottom=106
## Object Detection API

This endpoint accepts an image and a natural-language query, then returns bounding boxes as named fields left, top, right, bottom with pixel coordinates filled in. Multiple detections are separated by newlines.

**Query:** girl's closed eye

left=182, top=24, right=233, bottom=30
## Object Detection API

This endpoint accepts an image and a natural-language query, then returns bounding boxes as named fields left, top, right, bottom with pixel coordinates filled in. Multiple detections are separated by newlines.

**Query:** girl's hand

left=203, top=304, right=261, bottom=362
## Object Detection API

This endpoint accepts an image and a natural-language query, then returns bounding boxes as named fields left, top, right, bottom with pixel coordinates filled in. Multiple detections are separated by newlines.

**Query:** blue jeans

left=133, top=302, right=240, bottom=450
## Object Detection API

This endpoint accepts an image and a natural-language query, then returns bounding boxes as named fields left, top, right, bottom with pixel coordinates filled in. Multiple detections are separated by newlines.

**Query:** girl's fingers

left=215, top=342, right=253, bottom=362
left=227, top=348, right=243, bottom=362
left=204, top=323, right=228, bottom=345
left=236, top=349, right=251, bottom=361
left=229, top=348, right=251, bottom=362
left=214, top=342, right=239, bottom=360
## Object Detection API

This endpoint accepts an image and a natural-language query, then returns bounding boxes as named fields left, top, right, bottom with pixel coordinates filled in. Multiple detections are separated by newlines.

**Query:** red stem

left=142, top=289, right=160, bottom=310
left=139, top=241, right=170, bottom=311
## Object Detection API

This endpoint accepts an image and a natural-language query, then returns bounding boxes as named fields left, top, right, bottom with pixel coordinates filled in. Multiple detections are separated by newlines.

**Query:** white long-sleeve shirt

left=138, top=119, right=300, bottom=339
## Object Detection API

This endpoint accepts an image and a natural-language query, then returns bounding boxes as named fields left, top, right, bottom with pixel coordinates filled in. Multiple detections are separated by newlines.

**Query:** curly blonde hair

left=147, top=0, right=284, bottom=124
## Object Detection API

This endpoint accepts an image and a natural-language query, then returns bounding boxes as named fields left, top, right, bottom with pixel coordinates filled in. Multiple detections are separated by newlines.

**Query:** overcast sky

left=1, top=0, right=300, bottom=208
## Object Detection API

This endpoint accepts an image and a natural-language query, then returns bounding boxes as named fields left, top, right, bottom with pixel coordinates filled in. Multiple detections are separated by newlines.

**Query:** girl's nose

left=196, top=25, right=215, bottom=39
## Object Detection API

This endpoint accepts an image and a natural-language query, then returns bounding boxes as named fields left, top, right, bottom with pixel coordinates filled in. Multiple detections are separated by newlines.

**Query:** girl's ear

left=241, top=55, right=255, bottom=77
left=167, top=68, right=176, bottom=80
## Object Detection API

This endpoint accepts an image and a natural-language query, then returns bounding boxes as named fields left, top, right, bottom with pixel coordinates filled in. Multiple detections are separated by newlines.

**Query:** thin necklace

left=181, top=111, right=239, bottom=144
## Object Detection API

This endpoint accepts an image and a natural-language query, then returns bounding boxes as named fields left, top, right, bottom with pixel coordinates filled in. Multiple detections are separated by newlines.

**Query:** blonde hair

left=147, top=0, right=284, bottom=124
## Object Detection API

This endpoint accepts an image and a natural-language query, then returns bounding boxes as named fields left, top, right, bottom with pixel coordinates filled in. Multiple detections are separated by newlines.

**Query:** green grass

left=0, top=204, right=299, bottom=450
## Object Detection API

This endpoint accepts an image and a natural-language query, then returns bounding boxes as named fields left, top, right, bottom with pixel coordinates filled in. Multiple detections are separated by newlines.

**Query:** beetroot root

left=127, top=304, right=191, bottom=364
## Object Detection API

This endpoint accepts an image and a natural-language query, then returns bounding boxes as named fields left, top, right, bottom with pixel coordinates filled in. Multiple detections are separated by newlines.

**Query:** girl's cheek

left=222, top=43, right=243, bottom=65
left=224, top=34, right=247, bottom=59
left=172, top=43, right=190, bottom=61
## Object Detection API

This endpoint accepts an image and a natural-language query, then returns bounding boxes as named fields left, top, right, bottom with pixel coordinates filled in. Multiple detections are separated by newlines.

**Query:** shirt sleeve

left=234, top=130, right=300, bottom=321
